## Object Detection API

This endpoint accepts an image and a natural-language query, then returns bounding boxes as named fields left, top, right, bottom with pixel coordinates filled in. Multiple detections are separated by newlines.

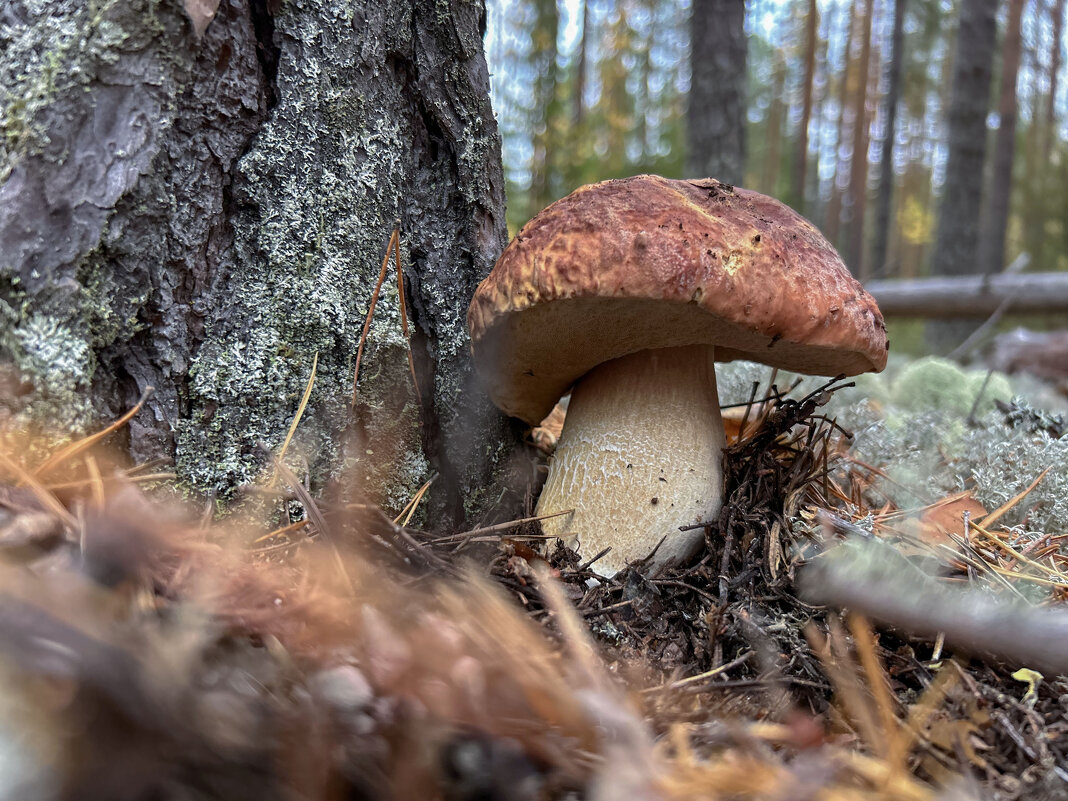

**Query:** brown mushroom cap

left=468, top=175, right=889, bottom=425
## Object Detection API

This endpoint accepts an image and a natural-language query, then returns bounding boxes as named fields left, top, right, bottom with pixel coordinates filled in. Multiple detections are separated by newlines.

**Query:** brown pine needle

left=0, top=450, right=77, bottom=529
left=392, top=475, right=435, bottom=526
left=252, top=518, right=310, bottom=545
left=43, top=472, right=178, bottom=492
left=84, top=454, right=106, bottom=511
left=351, top=228, right=397, bottom=409
left=270, top=350, right=319, bottom=488
left=977, top=467, right=1049, bottom=530
left=392, top=230, right=421, bottom=402
left=30, top=386, right=153, bottom=480
left=641, top=650, right=754, bottom=694
left=431, top=509, right=575, bottom=543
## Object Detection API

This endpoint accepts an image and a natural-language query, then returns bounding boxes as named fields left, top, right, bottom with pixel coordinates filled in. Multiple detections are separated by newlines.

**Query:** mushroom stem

left=536, top=344, right=725, bottom=576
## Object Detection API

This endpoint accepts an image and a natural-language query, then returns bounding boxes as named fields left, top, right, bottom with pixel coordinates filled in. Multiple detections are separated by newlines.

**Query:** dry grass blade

left=847, top=614, right=899, bottom=762
left=270, top=350, right=318, bottom=488
left=886, top=661, right=959, bottom=773
left=351, top=228, right=398, bottom=410
left=30, top=386, right=153, bottom=480
left=534, top=562, right=604, bottom=689
left=806, top=616, right=884, bottom=753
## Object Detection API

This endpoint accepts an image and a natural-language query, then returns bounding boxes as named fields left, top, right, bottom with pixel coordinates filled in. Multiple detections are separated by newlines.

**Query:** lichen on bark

left=0, top=0, right=520, bottom=526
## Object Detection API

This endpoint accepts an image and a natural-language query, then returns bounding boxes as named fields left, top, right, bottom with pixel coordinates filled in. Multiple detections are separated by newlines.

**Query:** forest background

left=485, top=0, right=1067, bottom=353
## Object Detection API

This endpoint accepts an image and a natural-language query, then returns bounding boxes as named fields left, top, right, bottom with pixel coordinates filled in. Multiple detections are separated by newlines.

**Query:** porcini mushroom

left=468, top=176, right=888, bottom=576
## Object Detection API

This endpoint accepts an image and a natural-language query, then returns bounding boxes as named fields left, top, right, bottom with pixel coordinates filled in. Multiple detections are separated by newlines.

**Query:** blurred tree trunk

left=927, top=0, right=998, bottom=351
left=573, top=0, right=589, bottom=127
left=1042, top=0, right=1066, bottom=270
left=0, top=0, right=520, bottom=526
left=793, top=0, right=819, bottom=211
left=687, top=0, right=747, bottom=184
left=871, top=0, right=907, bottom=278
left=762, top=55, right=787, bottom=194
left=825, top=0, right=857, bottom=246
left=1049, top=0, right=1066, bottom=137
left=845, top=0, right=875, bottom=277
left=528, top=0, right=561, bottom=213
left=978, top=0, right=1024, bottom=276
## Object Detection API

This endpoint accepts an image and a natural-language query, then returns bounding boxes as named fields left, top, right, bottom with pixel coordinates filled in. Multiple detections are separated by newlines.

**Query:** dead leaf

left=917, top=492, right=988, bottom=547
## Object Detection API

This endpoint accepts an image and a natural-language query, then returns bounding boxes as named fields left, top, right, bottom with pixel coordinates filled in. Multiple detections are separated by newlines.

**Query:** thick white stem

left=536, top=345, right=725, bottom=576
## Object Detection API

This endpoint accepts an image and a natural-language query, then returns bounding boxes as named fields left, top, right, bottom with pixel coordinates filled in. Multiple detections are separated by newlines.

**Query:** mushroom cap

left=468, top=175, right=889, bottom=425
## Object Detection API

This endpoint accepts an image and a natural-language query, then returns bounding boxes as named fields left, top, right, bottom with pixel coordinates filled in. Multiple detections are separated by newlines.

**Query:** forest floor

left=0, top=355, right=1066, bottom=800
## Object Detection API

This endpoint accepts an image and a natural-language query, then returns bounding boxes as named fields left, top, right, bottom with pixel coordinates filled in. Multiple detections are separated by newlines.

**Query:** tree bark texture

left=0, top=0, right=519, bottom=525
left=926, top=0, right=997, bottom=350
left=870, top=0, right=906, bottom=278
left=687, top=0, right=747, bottom=185
left=978, top=0, right=1024, bottom=276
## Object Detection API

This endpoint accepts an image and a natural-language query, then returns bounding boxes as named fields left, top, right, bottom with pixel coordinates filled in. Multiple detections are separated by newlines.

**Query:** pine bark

left=870, top=0, right=907, bottom=278
left=927, top=0, right=998, bottom=350
left=687, top=0, right=748, bottom=185
left=978, top=0, right=1024, bottom=276
left=0, top=0, right=519, bottom=526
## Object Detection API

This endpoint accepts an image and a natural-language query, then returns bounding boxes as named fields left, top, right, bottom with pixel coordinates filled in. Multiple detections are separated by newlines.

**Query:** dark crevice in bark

left=247, top=0, right=281, bottom=111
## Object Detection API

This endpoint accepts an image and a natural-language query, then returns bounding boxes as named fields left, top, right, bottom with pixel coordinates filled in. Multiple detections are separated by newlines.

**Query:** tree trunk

left=762, top=56, right=787, bottom=195
left=687, top=0, right=747, bottom=185
left=845, top=0, right=875, bottom=277
left=793, top=0, right=819, bottom=211
left=528, top=0, right=561, bottom=214
left=870, top=0, right=907, bottom=278
left=926, top=0, right=998, bottom=351
left=0, top=0, right=519, bottom=527
left=573, top=0, right=590, bottom=127
left=978, top=0, right=1025, bottom=276
left=824, top=0, right=857, bottom=246
left=1049, top=0, right=1066, bottom=136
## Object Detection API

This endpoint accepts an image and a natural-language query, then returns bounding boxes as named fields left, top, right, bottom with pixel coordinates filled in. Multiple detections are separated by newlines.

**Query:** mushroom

left=468, top=175, right=888, bottom=576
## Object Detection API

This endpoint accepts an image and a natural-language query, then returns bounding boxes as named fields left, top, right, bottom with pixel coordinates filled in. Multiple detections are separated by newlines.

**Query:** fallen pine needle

left=30, top=386, right=153, bottom=480
left=252, top=518, right=310, bottom=545
left=0, top=450, right=77, bottom=529
left=392, top=474, right=436, bottom=526
left=351, top=228, right=397, bottom=410
left=977, top=467, right=1049, bottom=530
left=270, top=350, right=318, bottom=488
left=641, top=650, right=754, bottom=694
left=432, top=509, right=575, bottom=543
